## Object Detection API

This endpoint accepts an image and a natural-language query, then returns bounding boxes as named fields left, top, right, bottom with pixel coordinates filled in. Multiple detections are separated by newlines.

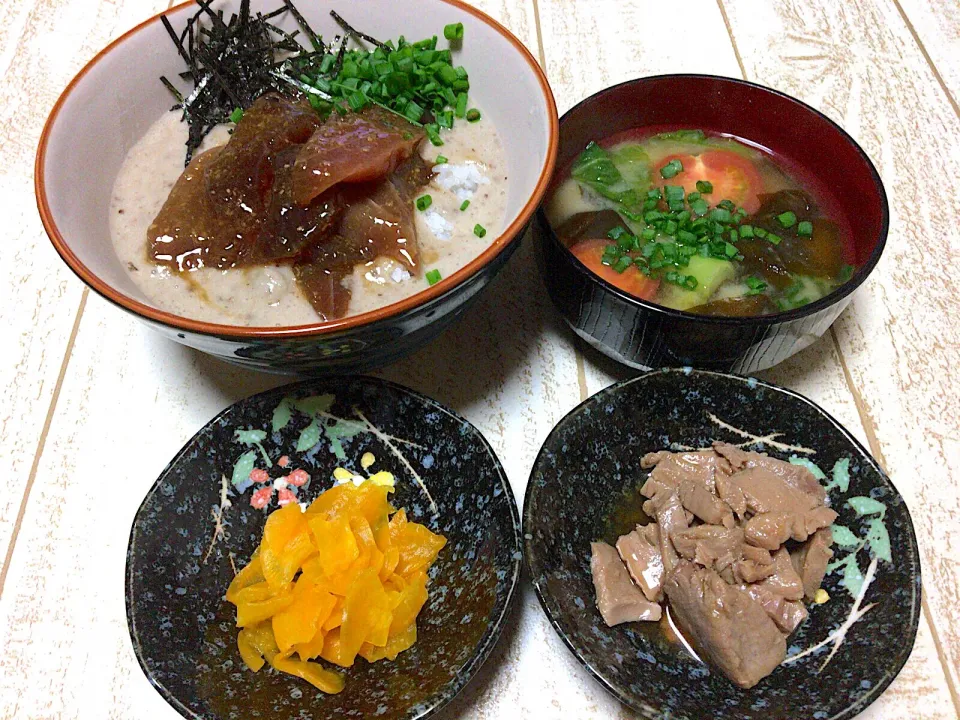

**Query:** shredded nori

left=160, top=0, right=333, bottom=164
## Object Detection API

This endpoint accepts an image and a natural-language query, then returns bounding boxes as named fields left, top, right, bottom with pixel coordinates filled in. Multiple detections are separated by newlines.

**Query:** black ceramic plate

left=126, top=376, right=522, bottom=720
left=524, top=368, right=920, bottom=720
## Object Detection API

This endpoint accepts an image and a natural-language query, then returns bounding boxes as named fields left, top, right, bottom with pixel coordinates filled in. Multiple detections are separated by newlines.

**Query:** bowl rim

left=522, top=366, right=921, bottom=720
left=125, top=374, right=524, bottom=720
left=35, top=0, right=558, bottom=340
left=538, top=73, right=889, bottom=326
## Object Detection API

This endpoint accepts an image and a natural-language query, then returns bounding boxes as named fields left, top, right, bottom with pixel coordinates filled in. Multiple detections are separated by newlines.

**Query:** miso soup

left=546, top=128, right=856, bottom=316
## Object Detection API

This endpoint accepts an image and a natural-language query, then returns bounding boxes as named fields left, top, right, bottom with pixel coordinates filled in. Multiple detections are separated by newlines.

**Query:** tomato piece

left=656, top=149, right=763, bottom=213
left=570, top=239, right=660, bottom=301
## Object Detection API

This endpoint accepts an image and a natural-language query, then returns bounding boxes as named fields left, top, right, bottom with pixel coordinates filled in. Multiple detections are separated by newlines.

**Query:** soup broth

left=546, top=129, right=856, bottom=316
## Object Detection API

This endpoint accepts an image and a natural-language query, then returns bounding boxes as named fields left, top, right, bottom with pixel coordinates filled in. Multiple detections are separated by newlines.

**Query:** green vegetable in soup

left=775, top=275, right=834, bottom=311
left=608, top=144, right=652, bottom=191
left=659, top=256, right=737, bottom=310
left=655, top=129, right=706, bottom=143
left=571, top=142, right=643, bottom=209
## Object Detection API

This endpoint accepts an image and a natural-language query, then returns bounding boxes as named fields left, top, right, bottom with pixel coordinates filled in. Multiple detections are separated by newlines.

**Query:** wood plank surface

left=0, top=0, right=171, bottom=586
left=720, top=0, right=960, bottom=707
left=0, top=0, right=958, bottom=717
left=896, top=0, right=960, bottom=111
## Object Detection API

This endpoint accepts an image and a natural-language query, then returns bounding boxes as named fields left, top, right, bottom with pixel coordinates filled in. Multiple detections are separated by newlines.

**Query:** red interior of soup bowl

left=553, top=75, right=887, bottom=268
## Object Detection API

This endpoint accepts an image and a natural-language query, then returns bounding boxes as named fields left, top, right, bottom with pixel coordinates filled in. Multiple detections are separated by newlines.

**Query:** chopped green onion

left=435, top=155, right=448, bottom=164
left=416, top=194, right=433, bottom=211
left=607, top=226, right=627, bottom=240
left=474, top=223, right=486, bottom=238
left=777, top=211, right=797, bottom=228
left=437, top=64, right=458, bottom=86
left=709, top=208, right=732, bottom=223
left=443, top=22, right=464, bottom=40
left=745, top=276, right=768, bottom=295
left=460, top=199, right=470, bottom=211
left=686, top=191, right=701, bottom=203
left=403, top=101, right=424, bottom=123
left=754, top=227, right=768, bottom=238
left=839, top=264, right=855, bottom=281
left=797, top=220, right=814, bottom=237
left=664, top=185, right=685, bottom=201
left=613, top=256, right=632, bottom=273
left=718, top=199, right=736, bottom=212
left=229, top=107, right=244, bottom=124
left=347, top=91, right=368, bottom=111
left=690, top=198, right=709, bottom=216
left=766, top=232, right=782, bottom=245
left=455, top=92, right=468, bottom=118
left=426, top=268, right=442, bottom=285
left=659, top=159, right=683, bottom=179
left=425, top=123, right=444, bottom=146
left=739, top=224, right=755, bottom=238
left=696, top=180, right=713, bottom=194
left=466, top=108, right=481, bottom=122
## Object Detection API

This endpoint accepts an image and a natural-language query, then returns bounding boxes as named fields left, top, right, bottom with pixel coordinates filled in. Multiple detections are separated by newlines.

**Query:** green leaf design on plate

left=866, top=516, right=892, bottom=563
left=830, top=457, right=851, bottom=493
left=235, top=429, right=266, bottom=444
left=271, top=398, right=293, bottom=433
left=295, top=394, right=335, bottom=417
left=842, top=555, right=865, bottom=596
left=848, top=496, right=886, bottom=516
left=789, top=455, right=826, bottom=480
left=830, top=524, right=860, bottom=547
left=231, top=450, right=257, bottom=487
left=325, top=418, right=365, bottom=460
left=234, top=428, right=272, bottom=467
left=296, top=419, right=322, bottom=452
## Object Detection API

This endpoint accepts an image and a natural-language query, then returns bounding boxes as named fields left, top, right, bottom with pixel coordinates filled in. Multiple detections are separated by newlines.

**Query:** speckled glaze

left=534, top=75, right=888, bottom=373
left=524, top=368, right=920, bottom=720
left=126, top=376, right=522, bottom=720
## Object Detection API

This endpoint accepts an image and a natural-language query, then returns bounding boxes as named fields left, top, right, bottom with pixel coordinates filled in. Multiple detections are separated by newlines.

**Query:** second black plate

left=524, top=368, right=920, bottom=720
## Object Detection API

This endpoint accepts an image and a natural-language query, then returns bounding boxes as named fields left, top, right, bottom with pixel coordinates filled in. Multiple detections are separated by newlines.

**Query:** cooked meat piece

left=640, top=450, right=723, bottom=494
left=664, top=561, right=786, bottom=689
left=714, top=443, right=827, bottom=505
left=726, top=467, right=820, bottom=515
left=744, top=583, right=809, bottom=634
left=715, top=472, right=747, bottom=519
left=744, top=507, right=838, bottom=549
left=292, top=105, right=425, bottom=205
left=754, top=547, right=804, bottom=600
left=591, top=542, right=662, bottom=625
left=734, top=545, right=776, bottom=583
left=149, top=94, right=324, bottom=271
left=711, top=442, right=753, bottom=470
left=616, top=525, right=664, bottom=601
left=791, top=527, right=834, bottom=600
left=641, top=489, right=689, bottom=576
left=678, top=478, right=735, bottom=528
left=672, top=525, right=744, bottom=579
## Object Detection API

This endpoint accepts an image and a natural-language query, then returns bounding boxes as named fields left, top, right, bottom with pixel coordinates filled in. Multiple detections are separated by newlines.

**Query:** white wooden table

left=2, top=0, right=959, bottom=717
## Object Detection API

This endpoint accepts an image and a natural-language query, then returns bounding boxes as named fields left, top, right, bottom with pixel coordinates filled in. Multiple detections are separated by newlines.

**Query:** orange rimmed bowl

left=36, top=0, right=557, bottom=374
